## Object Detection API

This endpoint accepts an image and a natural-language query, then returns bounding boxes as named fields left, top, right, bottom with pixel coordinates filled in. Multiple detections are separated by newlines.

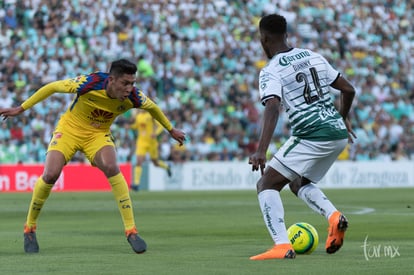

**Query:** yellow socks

left=158, top=160, right=168, bottom=170
left=109, top=173, right=136, bottom=231
left=27, top=173, right=137, bottom=233
left=26, top=177, right=53, bottom=228
left=135, top=161, right=168, bottom=185
left=133, top=166, right=143, bottom=186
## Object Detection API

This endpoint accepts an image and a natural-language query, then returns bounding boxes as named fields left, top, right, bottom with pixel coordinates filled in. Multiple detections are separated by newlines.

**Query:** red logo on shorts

left=55, top=132, right=63, bottom=139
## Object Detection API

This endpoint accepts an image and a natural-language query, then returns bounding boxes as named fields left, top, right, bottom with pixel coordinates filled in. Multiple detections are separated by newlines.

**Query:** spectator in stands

left=0, top=86, right=14, bottom=108
left=0, top=122, right=11, bottom=140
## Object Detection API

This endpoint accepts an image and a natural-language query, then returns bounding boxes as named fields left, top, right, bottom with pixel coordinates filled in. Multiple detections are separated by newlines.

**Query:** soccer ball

left=287, top=222, right=319, bottom=254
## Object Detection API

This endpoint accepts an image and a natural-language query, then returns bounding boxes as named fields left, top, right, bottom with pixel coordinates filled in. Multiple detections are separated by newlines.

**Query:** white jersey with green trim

left=258, top=47, right=348, bottom=141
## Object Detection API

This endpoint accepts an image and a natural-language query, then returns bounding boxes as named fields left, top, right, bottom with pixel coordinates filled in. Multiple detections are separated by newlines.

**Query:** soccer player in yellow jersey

left=130, top=109, right=171, bottom=191
left=0, top=59, right=186, bottom=254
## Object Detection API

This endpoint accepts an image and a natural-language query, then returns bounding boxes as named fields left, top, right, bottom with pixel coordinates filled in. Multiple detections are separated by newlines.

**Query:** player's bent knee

left=256, top=180, right=278, bottom=193
left=42, top=173, right=60, bottom=184
left=100, top=165, right=120, bottom=178
left=289, top=181, right=301, bottom=196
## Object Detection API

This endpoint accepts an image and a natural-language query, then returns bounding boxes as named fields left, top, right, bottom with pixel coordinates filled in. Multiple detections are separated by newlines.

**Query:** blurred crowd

left=0, top=0, right=413, bottom=164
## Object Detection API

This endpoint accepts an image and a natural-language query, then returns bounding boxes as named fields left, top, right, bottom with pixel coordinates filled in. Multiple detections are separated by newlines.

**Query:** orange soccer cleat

left=326, top=211, right=348, bottom=254
left=250, top=243, right=296, bottom=260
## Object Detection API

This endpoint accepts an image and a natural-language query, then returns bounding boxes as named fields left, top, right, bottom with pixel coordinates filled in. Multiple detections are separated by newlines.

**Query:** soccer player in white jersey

left=248, top=14, right=356, bottom=260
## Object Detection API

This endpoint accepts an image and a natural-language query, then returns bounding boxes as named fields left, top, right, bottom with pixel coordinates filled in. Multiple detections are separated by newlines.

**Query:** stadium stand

left=0, top=0, right=413, bottom=164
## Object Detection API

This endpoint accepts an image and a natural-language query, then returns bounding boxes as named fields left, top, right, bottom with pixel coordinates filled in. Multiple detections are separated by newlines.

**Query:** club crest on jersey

left=90, top=109, right=114, bottom=119
left=70, top=75, right=87, bottom=83
left=259, top=72, right=270, bottom=90
left=279, top=50, right=311, bottom=66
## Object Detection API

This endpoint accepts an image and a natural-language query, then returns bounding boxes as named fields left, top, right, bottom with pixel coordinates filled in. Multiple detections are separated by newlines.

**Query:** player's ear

left=107, top=75, right=115, bottom=84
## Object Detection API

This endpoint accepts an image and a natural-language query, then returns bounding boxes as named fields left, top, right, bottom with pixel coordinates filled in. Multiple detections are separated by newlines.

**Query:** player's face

left=108, top=74, right=136, bottom=101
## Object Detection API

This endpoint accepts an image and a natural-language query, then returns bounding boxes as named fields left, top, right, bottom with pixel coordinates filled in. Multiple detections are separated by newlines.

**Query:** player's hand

left=169, top=128, right=186, bottom=146
left=0, top=106, right=25, bottom=120
left=248, top=152, right=266, bottom=175
left=344, top=118, right=356, bottom=143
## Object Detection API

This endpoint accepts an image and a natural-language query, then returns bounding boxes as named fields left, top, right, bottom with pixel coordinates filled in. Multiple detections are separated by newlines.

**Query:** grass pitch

left=0, top=188, right=413, bottom=275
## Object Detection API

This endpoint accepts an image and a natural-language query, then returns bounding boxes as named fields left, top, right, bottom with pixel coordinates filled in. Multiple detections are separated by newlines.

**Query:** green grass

left=0, top=188, right=413, bottom=275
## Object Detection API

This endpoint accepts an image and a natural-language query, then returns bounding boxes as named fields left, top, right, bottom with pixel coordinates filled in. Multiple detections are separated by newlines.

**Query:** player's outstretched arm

left=1, top=81, right=69, bottom=121
left=0, top=106, right=25, bottom=120
left=168, top=128, right=186, bottom=146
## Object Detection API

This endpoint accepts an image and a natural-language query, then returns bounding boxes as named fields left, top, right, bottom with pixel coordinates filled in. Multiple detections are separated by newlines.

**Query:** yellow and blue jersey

left=131, top=111, right=163, bottom=143
left=21, top=72, right=172, bottom=133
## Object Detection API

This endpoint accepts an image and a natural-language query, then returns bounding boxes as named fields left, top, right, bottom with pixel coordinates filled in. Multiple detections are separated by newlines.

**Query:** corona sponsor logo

left=279, top=50, right=311, bottom=66
left=90, top=109, right=114, bottom=119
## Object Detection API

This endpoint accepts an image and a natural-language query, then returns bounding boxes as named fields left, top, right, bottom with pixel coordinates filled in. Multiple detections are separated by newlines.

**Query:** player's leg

left=94, top=145, right=132, bottom=227
left=26, top=150, right=66, bottom=227
left=290, top=177, right=338, bottom=221
left=24, top=150, right=66, bottom=253
left=149, top=142, right=171, bottom=177
left=92, top=144, right=146, bottom=253
left=289, top=139, right=349, bottom=254
left=132, top=154, right=146, bottom=191
left=250, top=163, right=296, bottom=260
left=132, top=141, right=148, bottom=191
left=251, top=138, right=310, bottom=260
left=290, top=178, right=348, bottom=254
left=24, top=127, right=77, bottom=253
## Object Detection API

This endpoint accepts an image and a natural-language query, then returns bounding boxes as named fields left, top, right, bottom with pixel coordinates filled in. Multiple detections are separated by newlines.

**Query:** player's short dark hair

left=259, top=14, right=287, bottom=35
left=109, top=59, right=137, bottom=77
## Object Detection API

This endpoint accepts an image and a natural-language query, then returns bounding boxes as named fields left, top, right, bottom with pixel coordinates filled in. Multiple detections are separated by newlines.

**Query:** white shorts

left=268, top=137, right=348, bottom=183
